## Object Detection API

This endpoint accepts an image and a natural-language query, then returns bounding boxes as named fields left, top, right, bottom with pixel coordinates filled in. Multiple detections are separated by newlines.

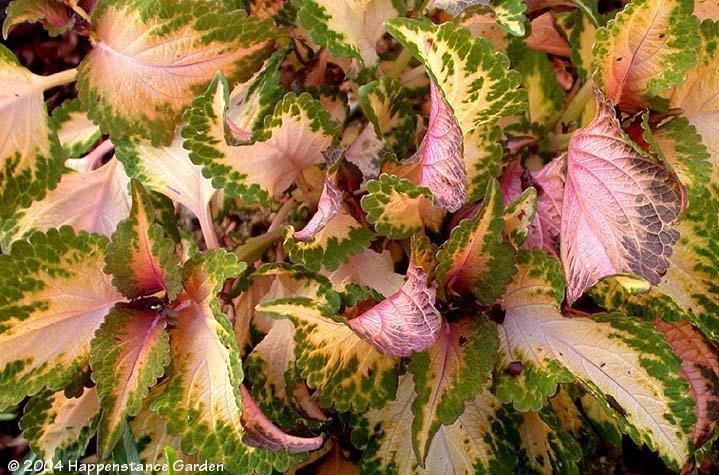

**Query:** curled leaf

left=348, top=262, right=441, bottom=357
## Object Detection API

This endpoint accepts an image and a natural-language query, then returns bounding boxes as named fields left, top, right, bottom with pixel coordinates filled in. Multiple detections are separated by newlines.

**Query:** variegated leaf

left=51, top=99, right=101, bottom=158
left=90, top=305, right=170, bottom=457
left=295, top=0, right=404, bottom=67
left=357, top=76, right=415, bottom=160
left=503, top=187, right=538, bottom=249
left=351, top=373, right=519, bottom=473
left=561, top=92, right=683, bottom=304
left=655, top=319, right=719, bottom=449
left=153, top=251, right=304, bottom=473
left=183, top=75, right=339, bottom=205
left=385, top=18, right=525, bottom=137
left=20, top=387, right=100, bottom=464
left=105, top=180, right=182, bottom=300
left=285, top=174, right=373, bottom=272
left=642, top=116, right=711, bottom=209
left=0, top=228, right=122, bottom=410
left=515, top=47, right=567, bottom=127
left=408, top=316, right=499, bottom=464
left=0, top=45, right=64, bottom=217
left=257, top=297, right=399, bottom=412
left=115, top=133, right=218, bottom=249
left=348, top=262, right=441, bottom=357
left=0, top=157, right=131, bottom=252
left=592, top=0, right=699, bottom=111
left=77, top=0, right=276, bottom=145
left=435, top=179, right=515, bottom=304
left=361, top=173, right=443, bottom=239
left=516, top=407, right=582, bottom=475
left=669, top=20, right=719, bottom=184
left=2, top=0, right=75, bottom=38
left=496, top=251, right=695, bottom=471
left=395, top=81, right=467, bottom=212
left=322, top=248, right=404, bottom=297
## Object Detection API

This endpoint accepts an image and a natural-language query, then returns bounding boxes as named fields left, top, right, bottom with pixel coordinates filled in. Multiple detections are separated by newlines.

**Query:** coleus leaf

left=0, top=45, right=63, bottom=218
left=669, top=20, right=719, bottom=184
left=351, top=373, right=519, bottom=474
left=227, top=47, right=288, bottom=138
left=105, top=179, right=182, bottom=300
left=496, top=251, right=696, bottom=471
left=516, top=407, right=583, bottom=475
left=115, top=133, right=218, bottom=249
left=295, top=0, right=404, bottom=67
left=592, top=0, right=699, bottom=111
left=515, top=47, right=567, bottom=127
left=361, top=173, right=443, bottom=239
left=130, top=393, right=193, bottom=467
left=240, top=384, right=324, bottom=453
left=408, top=316, right=499, bottom=465
left=503, top=187, right=538, bottom=249
left=502, top=157, right=565, bottom=257
left=20, top=387, right=100, bottom=464
left=654, top=319, right=719, bottom=449
left=245, top=319, right=311, bottom=428
left=393, top=81, right=467, bottom=212
left=569, top=7, right=598, bottom=84
left=385, top=18, right=525, bottom=204
left=322, top=248, right=404, bottom=297
left=77, top=0, right=276, bottom=145
left=0, top=227, right=123, bottom=410
left=435, top=179, right=516, bottom=304
left=525, top=12, right=572, bottom=57
left=51, top=99, right=101, bottom=158
left=642, top=116, right=711, bottom=210
left=0, top=157, right=131, bottom=252
left=561, top=92, right=683, bottom=304
left=257, top=297, right=399, bottom=412
left=2, top=0, right=76, bottom=38
left=357, top=76, right=415, bottom=162
left=90, top=305, right=170, bottom=457
left=385, top=18, right=525, bottom=137
left=153, top=251, right=307, bottom=473
left=183, top=75, right=339, bottom=205
left=285, top=173, right=374, bottom=272
left=491, top=0, right=528, bottom=36
left=347, top=261, right=441, bottom=357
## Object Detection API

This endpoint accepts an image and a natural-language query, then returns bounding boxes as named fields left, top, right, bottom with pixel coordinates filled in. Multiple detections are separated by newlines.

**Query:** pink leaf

left=500, top=158, right=565, bottom=256
left=526, top=156, right=565, bottom=256
left=240, top=385, right=324, bottom=453
left=654, top=319, right=719, bottom=449
left=403, top=81, right=466, bottom=212
left=526, top=13, right=572, bottom=57
left=294, top=174, right=343, bottom=241
left=561, top=91, right=683, bottom=303
left=348, top=262, right=441, bottom=357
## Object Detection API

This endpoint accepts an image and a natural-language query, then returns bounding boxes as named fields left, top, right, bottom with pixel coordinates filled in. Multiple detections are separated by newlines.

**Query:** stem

left=388, top=48, right=413, bottom=79
left=399, top=64, right=425, bottom=86
left=234, top=228, right=284, bottom=263
left=554, top=78, right=594, bottom=134
left=40, top=68, right=78, bottom=90
left=87, top=139, right=114, bottom=169
left=268, top=198, right=295, bottom=232
left=198, top=205, right=220, bottom=250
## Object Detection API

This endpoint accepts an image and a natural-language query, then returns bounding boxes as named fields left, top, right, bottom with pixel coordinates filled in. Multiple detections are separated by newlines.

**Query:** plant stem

left=199, top=205, right=220, bottom=250
left=554, top=78, right=594, bottom=134
left=87, top=139, right=114, bottom=169
left=268, top=198, right=296, bottom=232
left=40, top=68, right=78, bottom=90
left=234, top=228, right=284, bottom=263
left=388, top=48, right=413, bottom=79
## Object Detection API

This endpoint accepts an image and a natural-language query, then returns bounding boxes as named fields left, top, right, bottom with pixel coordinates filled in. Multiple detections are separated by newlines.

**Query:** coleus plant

left=0, top=0, right=718, bottom=473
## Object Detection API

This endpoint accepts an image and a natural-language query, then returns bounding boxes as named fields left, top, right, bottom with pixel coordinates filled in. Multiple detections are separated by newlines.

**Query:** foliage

left=0, top=0, right=718, bottom=473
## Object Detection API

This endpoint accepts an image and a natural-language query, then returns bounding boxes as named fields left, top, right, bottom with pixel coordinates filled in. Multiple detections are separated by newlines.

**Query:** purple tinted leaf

left=294, top=174, right=343, bottom=241
left=561, top=91, right=684, bottom=304
left=348, top=262, right=441, bottom=357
